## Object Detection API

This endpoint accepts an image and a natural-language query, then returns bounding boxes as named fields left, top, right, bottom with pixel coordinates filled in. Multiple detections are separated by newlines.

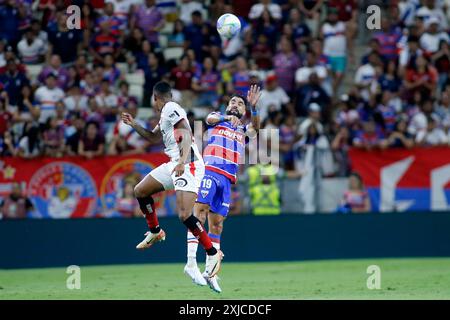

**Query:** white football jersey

left=158, top=101, right=203, bottom=163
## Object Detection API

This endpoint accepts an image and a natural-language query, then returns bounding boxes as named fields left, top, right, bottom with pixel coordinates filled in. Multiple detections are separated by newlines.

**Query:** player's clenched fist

left=121, top=112, right=135, bottom=126
left=172, top=163, right=185, bottom=177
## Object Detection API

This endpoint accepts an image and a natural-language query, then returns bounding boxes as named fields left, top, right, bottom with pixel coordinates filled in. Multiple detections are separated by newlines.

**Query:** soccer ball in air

left=216, top=13, right=241, bottom=39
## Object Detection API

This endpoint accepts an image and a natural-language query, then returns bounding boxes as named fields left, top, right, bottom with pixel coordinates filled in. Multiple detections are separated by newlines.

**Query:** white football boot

left=205, top=249, right=224, bottom=278
left=203, top=272, right=222, bottom=293
left=184, top=264, right=207, bottom=286
left=136, top=229, right=166, bottom=250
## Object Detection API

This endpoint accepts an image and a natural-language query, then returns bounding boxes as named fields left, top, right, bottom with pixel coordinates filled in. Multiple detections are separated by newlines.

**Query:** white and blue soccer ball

left=216, top=13, right=241, bottom=39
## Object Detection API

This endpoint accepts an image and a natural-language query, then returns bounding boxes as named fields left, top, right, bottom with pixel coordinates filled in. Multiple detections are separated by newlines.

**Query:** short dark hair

left=119, top=81, right=129, bottom=88
left=153, top=81, right=172, bottom=99
left=230, top=94, right=247, bottom=106
left=349, top=172, right=364, bottom=188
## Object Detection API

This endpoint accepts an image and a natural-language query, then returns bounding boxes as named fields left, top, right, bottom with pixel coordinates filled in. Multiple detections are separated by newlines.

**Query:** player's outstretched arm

left=247, top=85, right=262, bottom=135
left=121, top=112, right=161, bottom=143
left=206, top=112, right=241, bottom=127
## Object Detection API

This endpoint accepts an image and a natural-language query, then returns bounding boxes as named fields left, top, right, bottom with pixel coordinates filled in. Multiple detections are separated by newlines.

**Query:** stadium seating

left=163, top=47, right=184, bottom=61
left=137, top=107, right=154, bottom=120
left=158, top=34, right=169, bottom=48
left=129, top=84, right=143, bottom=105
left=160, top=22, right=174, bottom=35
left=125, top=72, right=145, bottom=86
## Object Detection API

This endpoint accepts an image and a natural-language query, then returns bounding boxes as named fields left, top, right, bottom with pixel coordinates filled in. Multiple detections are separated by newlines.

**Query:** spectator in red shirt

left=328, top=0, right=357, bottom=22
left=170, top=55, right=195, bottom=108
left=404, top=55, right=438, bottom=101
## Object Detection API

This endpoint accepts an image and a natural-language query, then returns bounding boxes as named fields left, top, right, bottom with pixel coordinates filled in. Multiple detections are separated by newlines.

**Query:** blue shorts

left=196, top=170, right=231, bottom=217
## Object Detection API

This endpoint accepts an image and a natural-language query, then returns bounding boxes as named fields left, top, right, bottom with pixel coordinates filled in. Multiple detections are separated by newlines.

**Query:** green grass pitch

left=1, top=258, right=450, bottom=299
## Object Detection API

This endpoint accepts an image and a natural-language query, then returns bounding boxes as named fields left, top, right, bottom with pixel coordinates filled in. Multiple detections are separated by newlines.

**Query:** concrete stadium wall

left=1, top=212, right=450, bottom=269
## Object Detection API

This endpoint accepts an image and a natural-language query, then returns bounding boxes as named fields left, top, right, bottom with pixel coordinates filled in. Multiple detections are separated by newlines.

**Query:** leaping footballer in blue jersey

left=184, top=85, right=261, bottom=293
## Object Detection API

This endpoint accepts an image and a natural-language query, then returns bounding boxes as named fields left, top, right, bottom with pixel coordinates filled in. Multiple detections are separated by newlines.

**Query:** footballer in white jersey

left=150, top=100, right=205, bottom=194
left=121, top=81, right=223, bottom=280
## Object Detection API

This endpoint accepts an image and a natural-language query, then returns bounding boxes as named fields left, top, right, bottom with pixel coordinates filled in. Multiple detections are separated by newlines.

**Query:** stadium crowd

left=0, top=0, right=450, bottom=196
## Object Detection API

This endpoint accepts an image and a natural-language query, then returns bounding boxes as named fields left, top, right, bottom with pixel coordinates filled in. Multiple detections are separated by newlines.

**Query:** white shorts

left=149, top=160, right=205, bottom=194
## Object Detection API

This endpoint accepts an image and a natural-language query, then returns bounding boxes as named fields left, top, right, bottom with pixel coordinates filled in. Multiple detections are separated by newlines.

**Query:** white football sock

left=187, top=231, right=198, bottom=267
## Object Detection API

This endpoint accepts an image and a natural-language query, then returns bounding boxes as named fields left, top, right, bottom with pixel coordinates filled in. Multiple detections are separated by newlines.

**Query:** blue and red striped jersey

left=203, top=112, right=248, bottom=183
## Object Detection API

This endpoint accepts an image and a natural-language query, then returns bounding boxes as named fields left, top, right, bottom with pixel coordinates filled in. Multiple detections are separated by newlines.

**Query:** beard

left=226, top=109, right=242, bottom=118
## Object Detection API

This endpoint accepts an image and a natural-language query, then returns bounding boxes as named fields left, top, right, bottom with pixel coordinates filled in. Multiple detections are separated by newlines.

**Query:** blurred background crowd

left=1, top=0, right=450, bottom=217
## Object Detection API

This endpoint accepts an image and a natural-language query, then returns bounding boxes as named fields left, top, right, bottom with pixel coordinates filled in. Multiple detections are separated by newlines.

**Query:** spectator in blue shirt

left=183, top=10, right=206, bottom=63
left=48, top=13, right=83, bottom=65
left=0, top=1, right=22, bottom=48
left=288, top=8, right=311, bottom=52
left=0, top=58, right=30, bottom=107
left=378, top=60, right=402, bottom=93
left=295, top=72, right=330, bottom=118
left=143, top=52, right=167, bottom=107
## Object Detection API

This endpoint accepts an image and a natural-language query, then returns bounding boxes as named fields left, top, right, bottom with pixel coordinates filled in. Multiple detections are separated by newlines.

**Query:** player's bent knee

left=195, top=204, right=209, bottom=220
left=178, top=210, right=192, bottom=222
left=134, top=184, right=146, bottom=198
left=177, top=204, right=192, bottom=221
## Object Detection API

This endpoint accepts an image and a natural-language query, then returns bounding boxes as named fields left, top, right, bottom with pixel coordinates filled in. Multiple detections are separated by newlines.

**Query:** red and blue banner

left=349, top=147, right=450, bottom=212
left=0, top=154, right=176, bottom=218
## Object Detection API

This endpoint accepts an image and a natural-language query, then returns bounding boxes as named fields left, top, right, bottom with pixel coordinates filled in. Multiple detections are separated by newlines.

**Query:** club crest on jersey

left=201, top=190, right=209, bottom=198
left=174, top=178, right=188, bottom=187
